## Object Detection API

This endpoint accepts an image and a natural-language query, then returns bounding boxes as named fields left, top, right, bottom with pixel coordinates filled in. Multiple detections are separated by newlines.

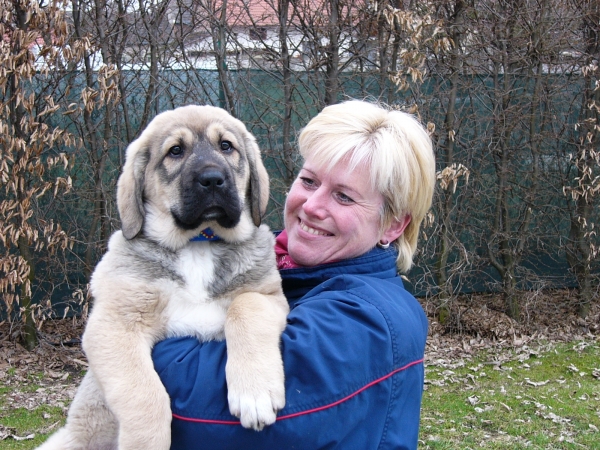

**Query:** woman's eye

left=336, top=192, right=355, bottom=204
left=169, top=145, right=183, bottom=157
left=300, top=177, right=315, bottom=187
left=220, top=140, right=233, bottom=152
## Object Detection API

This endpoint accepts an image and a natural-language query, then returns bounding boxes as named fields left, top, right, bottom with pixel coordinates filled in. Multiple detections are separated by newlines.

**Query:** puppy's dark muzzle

left=174, top=161, right=242, bottom=230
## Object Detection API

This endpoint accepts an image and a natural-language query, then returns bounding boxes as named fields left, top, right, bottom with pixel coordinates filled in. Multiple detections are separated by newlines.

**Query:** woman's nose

left=302, top=188, right=328, bottom=218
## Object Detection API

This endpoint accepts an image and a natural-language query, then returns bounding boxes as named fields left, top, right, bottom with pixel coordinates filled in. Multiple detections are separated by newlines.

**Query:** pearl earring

left=377, top=240, right=390, bottom=249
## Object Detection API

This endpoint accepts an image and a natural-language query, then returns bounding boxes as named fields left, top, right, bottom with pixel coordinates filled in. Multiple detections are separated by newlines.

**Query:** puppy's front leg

left=84, top=312, right=171, bottom=450
left=225, top=288, right=288, bottom=430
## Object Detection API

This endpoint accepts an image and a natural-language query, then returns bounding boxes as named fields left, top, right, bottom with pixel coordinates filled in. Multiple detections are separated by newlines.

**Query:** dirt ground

left=421, top=289, right=599, bottom=363
left=0, top=289, right=598, bottom=440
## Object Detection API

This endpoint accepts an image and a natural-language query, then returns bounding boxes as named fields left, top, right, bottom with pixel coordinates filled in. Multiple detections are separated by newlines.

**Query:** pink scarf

left=275, top=230, right=302, bottom=269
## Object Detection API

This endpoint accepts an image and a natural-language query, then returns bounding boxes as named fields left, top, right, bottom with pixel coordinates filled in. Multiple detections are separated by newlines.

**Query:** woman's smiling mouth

left=299, top=220, right=332, bottom=236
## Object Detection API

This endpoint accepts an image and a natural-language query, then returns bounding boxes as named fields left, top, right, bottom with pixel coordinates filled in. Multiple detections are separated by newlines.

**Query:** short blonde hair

left=298, top=100, right=436, bottom=273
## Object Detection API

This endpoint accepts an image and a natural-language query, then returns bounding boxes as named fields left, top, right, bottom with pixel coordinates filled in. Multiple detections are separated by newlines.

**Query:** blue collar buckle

left=190, top=228, right=221, bottom=242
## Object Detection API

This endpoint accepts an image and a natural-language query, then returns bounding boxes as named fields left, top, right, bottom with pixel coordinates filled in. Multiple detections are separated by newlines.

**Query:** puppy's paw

left=228, top=390, right=277, bottom=430
left=226, top=362, right=285, bottom=431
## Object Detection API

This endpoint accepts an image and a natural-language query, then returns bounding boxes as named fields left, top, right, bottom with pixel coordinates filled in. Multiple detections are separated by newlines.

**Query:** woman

left=152, top=100, right=436, bottom=449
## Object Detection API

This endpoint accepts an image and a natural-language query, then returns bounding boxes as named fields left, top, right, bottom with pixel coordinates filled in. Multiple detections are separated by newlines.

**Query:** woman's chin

left=290, top=253, right=324, bottom=267
left=288, top=244, right=329, bottom=267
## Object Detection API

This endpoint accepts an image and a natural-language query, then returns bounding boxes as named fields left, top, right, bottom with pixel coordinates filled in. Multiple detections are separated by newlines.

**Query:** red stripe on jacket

left=172, top=358, right=424, bottom=425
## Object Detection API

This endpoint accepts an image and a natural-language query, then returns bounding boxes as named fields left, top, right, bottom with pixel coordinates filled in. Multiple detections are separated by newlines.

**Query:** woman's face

left=284, top=156, right=388, bottom=267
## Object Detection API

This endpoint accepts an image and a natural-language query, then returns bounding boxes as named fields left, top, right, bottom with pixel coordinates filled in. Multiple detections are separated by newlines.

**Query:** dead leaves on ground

left=0, top=289, right=598, bottom=444
left=422, top=288, right=600, bottom=341
left=0, top=318, right=86, bottom=425
left=0, top=424, right=35, bottom=442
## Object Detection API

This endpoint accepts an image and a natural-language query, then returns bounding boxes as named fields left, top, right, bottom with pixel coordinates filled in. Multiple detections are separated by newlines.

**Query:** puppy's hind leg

left=36, top=371, right=118, bottom=450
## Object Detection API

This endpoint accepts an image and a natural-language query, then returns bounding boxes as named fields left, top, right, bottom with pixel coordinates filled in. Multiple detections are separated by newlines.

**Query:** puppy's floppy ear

left=245, top=134, right=270, bottom=227
left=117, top=138, right=149, bottom=240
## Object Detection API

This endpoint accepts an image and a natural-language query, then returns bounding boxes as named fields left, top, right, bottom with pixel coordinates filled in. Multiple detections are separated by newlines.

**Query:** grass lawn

left=1, top=338, right=598, bottom=449
left=0, top=372, right=68, bottom=449
left=420, top=339, right=600, bottom=449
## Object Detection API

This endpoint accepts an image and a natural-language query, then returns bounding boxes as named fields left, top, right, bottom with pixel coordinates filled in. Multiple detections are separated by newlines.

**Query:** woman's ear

left=381, top=215, right=411, bottom=244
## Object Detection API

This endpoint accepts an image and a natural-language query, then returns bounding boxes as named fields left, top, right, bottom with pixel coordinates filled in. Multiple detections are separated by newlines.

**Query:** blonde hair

left=298, top=100, right=436, bottom=273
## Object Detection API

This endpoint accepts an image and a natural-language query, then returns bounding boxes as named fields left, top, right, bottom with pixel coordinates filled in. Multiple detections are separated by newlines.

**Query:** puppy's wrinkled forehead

left=162, top=126, right=194, bottom=149
left=204, top=120, right=243, bottom=148
left=157, top=120, right=243, bottom=153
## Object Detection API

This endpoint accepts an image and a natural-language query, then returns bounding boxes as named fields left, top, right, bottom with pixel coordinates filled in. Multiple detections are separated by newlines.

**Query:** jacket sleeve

left=152, top=278, right=427, bottom=450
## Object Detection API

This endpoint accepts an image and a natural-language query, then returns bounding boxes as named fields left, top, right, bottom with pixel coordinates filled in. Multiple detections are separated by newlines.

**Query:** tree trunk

left=324, top=0, right=340, bottom=106
left=18, top=236, right=38, bottom=350
left=279, top=0, right=295, bottom=184
left=435, top=0, right=465, bottom=323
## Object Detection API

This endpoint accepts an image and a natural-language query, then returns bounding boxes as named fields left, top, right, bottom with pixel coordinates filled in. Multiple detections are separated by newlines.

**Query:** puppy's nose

left=198, top=169, right=225, bottom=189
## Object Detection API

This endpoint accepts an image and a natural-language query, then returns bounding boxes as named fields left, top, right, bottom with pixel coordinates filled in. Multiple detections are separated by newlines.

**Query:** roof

left=201, top=0, right=345, bottom=27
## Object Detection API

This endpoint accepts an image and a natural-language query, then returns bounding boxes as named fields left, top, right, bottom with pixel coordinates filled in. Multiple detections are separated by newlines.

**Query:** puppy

left=37, top=105, right=288, bottom=450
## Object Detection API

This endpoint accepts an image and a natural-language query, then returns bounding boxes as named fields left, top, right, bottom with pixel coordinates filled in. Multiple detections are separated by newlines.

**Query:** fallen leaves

left=422, top=291, right=599, bottom=449
left=525, top=378, right=550, bottom=387
left=536, top=410, right=571, bottom=424
left=0, top=425, right=35, bottom=441
left=0, top=319, right=86, bottom=416
left=422, top=288, right=600, bottom=343
left=1, top=289, right=598, bottom=447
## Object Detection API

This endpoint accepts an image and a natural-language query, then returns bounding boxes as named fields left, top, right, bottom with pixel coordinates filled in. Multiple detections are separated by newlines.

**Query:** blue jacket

left=152, top=246, right=428, bottom=449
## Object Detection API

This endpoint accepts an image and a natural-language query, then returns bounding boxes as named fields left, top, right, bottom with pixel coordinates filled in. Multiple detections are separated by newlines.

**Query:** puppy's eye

left=220, top=140, right=233, bottom=153
left=169, top=145, right=183, bottom=157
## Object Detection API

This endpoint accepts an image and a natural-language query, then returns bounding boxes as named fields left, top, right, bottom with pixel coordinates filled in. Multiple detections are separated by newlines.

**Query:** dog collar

left=190, top=228, right=221, bottom=242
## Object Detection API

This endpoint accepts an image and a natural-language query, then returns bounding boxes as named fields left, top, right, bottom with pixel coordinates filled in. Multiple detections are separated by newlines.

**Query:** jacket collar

left=280, top=246, right=400, bottom=304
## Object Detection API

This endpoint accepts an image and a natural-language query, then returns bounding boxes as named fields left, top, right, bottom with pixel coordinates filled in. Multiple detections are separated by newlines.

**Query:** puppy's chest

left=162, top=245, right=232, bottom=341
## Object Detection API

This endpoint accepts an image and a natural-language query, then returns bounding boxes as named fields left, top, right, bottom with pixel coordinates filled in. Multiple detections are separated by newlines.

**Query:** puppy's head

left=117, top=105, right=270, bottom=249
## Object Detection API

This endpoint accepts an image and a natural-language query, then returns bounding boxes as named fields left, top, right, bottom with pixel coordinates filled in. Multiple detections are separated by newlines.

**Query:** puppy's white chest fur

left=163, top=242, right=229, bottom=341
